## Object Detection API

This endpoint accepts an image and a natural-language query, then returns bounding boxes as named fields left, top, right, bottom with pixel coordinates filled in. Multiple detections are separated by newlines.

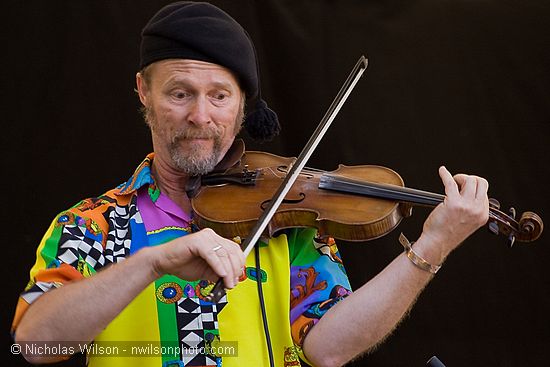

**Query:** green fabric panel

left=288, top=227, right=319, bottom=265
left=39, top=221, right=63, bottom=266
left=156, top=275, right=180, bottom=364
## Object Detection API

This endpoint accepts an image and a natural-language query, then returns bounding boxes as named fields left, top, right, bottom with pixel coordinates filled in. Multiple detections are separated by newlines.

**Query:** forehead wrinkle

left=163, top=76, right=194, bottom=90
left=162, top=76, right=238, bottom=93
left=148, top=59, right=242, bottom=94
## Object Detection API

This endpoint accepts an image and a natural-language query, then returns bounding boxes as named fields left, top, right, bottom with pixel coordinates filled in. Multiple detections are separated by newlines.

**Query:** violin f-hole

left=260, top=192, right=306, bottom=211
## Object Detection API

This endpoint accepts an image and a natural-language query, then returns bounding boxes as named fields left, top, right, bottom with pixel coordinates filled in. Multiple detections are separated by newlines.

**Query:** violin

left=193, top=150, right=543, bottom=246
left=200, top=55, right=543, bottom=303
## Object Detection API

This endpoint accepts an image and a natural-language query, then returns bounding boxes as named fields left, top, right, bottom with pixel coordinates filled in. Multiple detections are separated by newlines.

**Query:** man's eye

left=214, top=93, right=227, bottom=101
left=172, top=91, right=188, bottom=99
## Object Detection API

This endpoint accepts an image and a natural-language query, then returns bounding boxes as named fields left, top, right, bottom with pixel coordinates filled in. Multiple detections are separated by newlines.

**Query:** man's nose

left=187, top=97, right=211, bottom=126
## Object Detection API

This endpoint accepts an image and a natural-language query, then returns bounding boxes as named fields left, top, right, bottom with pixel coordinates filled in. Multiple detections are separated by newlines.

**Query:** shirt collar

left=115, top=139, right=246, bottom=201
left=116, top=153, right=160, bottom=201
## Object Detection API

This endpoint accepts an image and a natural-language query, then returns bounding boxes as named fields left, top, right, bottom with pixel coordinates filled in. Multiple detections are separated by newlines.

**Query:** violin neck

left=319, top=173, right=445, bottom=207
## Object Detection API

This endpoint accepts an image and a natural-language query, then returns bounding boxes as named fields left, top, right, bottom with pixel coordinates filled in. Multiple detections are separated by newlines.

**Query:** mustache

left=171, top=126, right=222, bottom=141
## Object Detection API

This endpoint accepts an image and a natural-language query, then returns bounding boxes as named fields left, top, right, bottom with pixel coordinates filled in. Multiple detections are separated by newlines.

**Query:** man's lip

left=184, top=137, right=212, bottom=140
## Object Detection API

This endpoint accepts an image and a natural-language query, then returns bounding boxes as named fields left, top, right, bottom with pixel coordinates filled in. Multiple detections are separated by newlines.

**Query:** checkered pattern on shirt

left=58, top=225, right=105, bottom=270
left=175, top=295, right=227, bottom=366
left=104, top=197, right=142, bottom=263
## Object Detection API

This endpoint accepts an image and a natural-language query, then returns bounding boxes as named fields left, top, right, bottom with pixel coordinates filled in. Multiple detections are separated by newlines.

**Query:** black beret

left=140, top=1, right=280, bottom=141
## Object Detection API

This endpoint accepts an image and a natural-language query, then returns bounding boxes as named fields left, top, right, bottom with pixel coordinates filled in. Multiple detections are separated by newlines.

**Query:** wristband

left=399, top=233, right=441, bottom=274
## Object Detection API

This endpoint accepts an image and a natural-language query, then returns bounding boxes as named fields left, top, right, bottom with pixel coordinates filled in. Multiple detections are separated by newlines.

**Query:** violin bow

left=206, top=55, right=369, bottom=303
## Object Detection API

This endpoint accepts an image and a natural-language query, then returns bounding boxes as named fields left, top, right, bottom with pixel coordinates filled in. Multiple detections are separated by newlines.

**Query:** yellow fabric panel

left=219, top=234, right=296, bottom=367
left=89, top=283, right=160, bottom=367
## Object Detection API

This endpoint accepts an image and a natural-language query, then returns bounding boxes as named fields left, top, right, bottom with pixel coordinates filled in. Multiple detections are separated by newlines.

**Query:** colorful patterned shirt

left=12, top=153, right=352, bottom=367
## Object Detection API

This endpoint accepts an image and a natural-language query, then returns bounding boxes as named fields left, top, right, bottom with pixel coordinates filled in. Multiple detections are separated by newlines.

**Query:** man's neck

left=151, top=158, right=193, bottom=214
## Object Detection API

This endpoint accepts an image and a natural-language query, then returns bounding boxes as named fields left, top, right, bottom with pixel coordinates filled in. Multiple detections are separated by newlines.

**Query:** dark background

left=3, top=0, right=549, bottom=366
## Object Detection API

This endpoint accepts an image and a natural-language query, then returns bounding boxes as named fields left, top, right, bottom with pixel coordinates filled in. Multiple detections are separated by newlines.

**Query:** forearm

left=303, top=168, right=489, bottom=367
left=303, top=235, right=445, bottom=367
left=15, top=247, right=158, bottom=362
left=14, top=227, right=244, bottom=364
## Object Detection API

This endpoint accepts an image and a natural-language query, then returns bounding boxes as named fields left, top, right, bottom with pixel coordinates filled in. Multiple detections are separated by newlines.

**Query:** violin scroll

left=517, top=211, right=544, bottom=242
left=487, top=198, right=543, bottom=246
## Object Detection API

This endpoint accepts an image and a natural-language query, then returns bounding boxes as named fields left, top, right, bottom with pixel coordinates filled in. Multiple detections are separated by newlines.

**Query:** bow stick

left=206, top=55, right=369, bottom=303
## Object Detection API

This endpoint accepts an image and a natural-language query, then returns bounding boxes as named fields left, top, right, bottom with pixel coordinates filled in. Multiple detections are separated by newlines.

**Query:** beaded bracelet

left=399, top=233, right=441, bottom=274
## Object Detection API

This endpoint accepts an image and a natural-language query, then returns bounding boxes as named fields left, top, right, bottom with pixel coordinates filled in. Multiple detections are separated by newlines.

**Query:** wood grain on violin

left=192, top=151, right=543, bottom=244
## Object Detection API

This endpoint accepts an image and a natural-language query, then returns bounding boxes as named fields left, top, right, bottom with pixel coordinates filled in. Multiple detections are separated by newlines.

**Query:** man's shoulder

left=52, top=185, right=139, bottom=241
left=63, top=153, right=155, bottom=218
left=66, top=186, right=136, bottom=217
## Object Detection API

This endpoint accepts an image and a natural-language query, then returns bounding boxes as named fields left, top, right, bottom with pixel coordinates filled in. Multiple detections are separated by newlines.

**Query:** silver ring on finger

left=212, top=245, right=227, bottom=257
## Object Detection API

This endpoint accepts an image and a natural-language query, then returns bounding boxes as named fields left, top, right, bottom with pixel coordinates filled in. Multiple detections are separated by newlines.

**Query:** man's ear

left=136, top=72, right=149, bottom=106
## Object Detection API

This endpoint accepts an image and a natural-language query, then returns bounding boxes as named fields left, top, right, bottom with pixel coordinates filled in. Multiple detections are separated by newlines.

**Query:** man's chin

left=171, top=145, right=220, bottom=175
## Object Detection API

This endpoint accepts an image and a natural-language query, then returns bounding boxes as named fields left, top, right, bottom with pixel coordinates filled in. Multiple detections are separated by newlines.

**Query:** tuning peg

left=488, top=221, right=500, bottom=235
left=508, top=207, right=516, bottom=220
left=508, top=233, right=516, bottom=248
left=489, top=198, right=500, bottom=209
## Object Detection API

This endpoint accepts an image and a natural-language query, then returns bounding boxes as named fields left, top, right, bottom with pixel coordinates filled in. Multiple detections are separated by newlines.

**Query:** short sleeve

left=11, top=211, right=104, bottom=335
left=288, top=228, right=352, bottom=362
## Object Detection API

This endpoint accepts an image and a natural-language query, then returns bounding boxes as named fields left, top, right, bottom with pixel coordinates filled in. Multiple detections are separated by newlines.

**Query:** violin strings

left=245, top=165, right=514, bottom=232
left=262, top=164, right=442, bottom=203
left=256, top=164, right=442, bottom=203
left=324, top=176, right=514, bottom=229
left=321, top=174, right=445, bottom=206
left=302, top=167, right=326, bottom=173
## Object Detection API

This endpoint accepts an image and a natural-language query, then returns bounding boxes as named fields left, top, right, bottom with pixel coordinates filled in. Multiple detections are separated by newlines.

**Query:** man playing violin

left=12, top=2, right=489, bottom=367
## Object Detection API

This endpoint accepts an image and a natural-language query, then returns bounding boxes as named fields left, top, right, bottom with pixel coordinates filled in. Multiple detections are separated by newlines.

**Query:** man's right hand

left=147, top=228, right=246, bottom=289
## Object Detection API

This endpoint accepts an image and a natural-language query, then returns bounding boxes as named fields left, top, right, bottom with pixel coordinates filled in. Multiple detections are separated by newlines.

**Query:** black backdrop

left=3, top=1, right=549, bottom=366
